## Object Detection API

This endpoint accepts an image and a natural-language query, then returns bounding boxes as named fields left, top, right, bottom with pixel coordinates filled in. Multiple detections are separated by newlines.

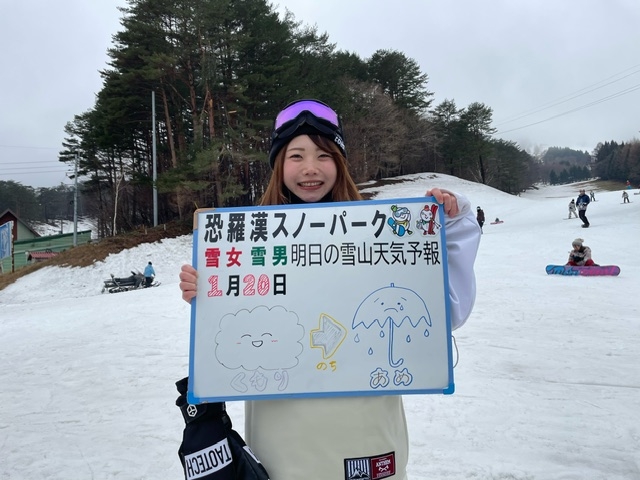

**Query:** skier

left=589, top=190, right=596, bottom=202
left=568, top=199, right=578, bottom=219
left=476, top=206, right=485, bottom=232
left=143, top=261, right=155, bottom=287
left=566, top=238, right=596, bottom=266
left=576, top=189, right=590, bottom=228
left=622, top=191, right=630, bottom=204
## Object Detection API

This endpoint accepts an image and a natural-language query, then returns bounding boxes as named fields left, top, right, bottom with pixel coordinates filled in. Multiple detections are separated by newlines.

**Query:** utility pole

left=73, top=153, right=78, bottom=246
left=152, top=90, right=158, bottom=227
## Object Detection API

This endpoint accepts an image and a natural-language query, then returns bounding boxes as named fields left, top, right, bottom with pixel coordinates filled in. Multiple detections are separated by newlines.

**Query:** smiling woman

left=261, top=99, right=360, bottom=206
left=281, top=134, right=338, bottom=203
left=178, top=98, right=481, bottom=480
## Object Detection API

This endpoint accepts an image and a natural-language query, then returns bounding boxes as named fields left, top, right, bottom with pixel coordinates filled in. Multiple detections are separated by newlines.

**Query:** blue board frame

left=188, top=197, right=454, bottom=404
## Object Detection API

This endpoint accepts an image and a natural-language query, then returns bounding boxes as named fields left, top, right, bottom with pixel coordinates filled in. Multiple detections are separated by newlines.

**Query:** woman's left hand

left=426, top=188, right=460, bottom=217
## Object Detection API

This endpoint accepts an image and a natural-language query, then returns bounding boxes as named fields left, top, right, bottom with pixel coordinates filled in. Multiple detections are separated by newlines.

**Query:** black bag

left=175, top=377, right=270, bottom=480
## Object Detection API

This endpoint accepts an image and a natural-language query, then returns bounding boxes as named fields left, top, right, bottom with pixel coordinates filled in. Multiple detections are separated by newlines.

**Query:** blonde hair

left=259, top=135, right=362, bottom=206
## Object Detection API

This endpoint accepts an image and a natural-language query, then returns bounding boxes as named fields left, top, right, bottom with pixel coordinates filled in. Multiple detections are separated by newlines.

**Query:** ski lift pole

left=73, top=153, right=78, bottom=247
left=152, top=90, right=158, bottom=227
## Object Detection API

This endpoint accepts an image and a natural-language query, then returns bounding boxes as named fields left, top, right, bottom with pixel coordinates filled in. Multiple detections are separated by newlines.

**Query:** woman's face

left=282, top=135, right=337, bottom=203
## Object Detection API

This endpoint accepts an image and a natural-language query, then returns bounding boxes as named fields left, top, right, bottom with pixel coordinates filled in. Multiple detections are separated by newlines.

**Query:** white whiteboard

left=188, top=197, right=454, bottom=403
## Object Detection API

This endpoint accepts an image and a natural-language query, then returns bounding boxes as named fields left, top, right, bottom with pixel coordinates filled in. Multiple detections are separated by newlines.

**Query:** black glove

left=175, top=377, right=270, bottom=480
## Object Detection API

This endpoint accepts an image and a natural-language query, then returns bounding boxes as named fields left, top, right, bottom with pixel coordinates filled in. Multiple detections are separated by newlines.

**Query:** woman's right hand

left=179, top=264, right=198, bottom=303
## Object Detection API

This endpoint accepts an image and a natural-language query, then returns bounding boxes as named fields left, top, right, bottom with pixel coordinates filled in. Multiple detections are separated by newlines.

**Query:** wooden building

left=0, top=209, right=92, bottom=273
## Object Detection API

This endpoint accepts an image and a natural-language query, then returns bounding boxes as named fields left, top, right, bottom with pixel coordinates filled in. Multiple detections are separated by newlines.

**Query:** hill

left=1, top=176, right=630, bottom=292
left=1, top=173, right=638, bottom=479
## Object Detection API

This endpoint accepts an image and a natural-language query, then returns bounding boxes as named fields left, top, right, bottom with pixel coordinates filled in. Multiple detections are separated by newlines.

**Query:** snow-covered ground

left=32, top=217, right=98, bottom=239
left=1, top=174, right=638, bottom=479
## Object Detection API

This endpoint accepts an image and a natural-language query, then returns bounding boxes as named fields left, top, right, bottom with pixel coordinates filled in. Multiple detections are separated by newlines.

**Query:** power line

left=0, top=166, right=70, bottom=172
left=495, top=82, right=640, bottom=135
left=0, top=167, right=70, bottom=174
left=0, top=170, right=70, bottom=176
left=0, top=144, right=59, bottom=150
left=494, top=65, right=640, bottom=127
left=0, top=160, right=67, bottom=165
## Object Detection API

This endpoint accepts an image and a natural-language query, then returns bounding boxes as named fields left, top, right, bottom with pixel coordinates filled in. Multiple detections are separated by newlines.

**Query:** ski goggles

left=274, top=99, right=340, bottom=131
left=271, top=99, right=344, bottom=144
left=269, top=99, right=347, bottom=167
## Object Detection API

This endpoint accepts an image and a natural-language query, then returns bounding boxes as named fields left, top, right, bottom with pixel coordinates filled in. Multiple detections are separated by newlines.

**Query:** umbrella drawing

left=352, top=283, right=432, bottom=367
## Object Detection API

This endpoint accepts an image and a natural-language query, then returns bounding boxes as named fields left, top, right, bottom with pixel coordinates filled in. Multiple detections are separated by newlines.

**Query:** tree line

left=0, top=181, right=81, bottom=225
left=592, top=140, right=640, bottom=185
left=50, top=0, right=635, bottom=237
left=541, top=147, right=592, bottom=185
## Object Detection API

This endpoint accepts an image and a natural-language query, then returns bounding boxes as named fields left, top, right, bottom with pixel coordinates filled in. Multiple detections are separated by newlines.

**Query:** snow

left=32, top=217, right=98, bottom=240
left=1, top=174, right=639, bottom=480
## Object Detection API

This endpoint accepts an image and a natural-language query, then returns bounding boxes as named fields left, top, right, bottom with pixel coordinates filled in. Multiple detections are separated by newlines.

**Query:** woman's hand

left=179, top=264, right=198, bottom=304
left=426, top=188, right=460, bottom=217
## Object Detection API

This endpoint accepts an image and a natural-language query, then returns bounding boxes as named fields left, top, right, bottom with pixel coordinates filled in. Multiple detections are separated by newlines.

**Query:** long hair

left=259, top=135, right=362, bottom=206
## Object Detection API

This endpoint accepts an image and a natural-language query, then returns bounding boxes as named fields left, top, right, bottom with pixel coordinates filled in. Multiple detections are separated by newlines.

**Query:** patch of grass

left=586, top=179, right=632, bottom=192
left=358, top=174, right=440, bottom=200
left=359, top=178, right=407, bottom=200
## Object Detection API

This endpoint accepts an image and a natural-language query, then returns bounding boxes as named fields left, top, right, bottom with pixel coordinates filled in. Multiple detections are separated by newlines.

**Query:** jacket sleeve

left=444, top=192, right=481, bottom=330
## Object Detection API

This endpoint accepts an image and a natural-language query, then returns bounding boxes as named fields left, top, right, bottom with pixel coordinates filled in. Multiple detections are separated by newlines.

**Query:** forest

left=4, top=0, right=639, bottom=236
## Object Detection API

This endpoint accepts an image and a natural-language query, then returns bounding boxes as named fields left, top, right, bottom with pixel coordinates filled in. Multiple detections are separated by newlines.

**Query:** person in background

left=622, top=191, right=630, bottom=203
left=476, top=206, right=485, bottom=233
left=568, top=199, right=578, bottom=219
left=566, top=238, right=597, bottom=266
left=143, top=261, right=155, bottom=287
left=589, top=190, right=596, bottom=202
left=576, top=189, right=591, bottom=228
left=178, top=99, right=481, bottom=480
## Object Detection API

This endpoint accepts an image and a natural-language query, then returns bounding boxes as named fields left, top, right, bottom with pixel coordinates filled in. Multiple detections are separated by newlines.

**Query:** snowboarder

left=388, top=205, right=413, bottom=236
left=566, top=238, right=596, bottom=266
left=589, top=190, right=596, bottom=202
left=143, top=261, right=155, bottom=287
left=576, top=189, right=590, bottom=228
left=476, top=206, right=485, bottom=232
left=568, top=199, right=578, bottom=219
left=622, top=191, right=630, bottom=203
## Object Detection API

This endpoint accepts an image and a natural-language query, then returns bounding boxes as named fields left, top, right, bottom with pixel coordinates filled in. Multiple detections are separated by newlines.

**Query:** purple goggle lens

left=274, top=100, right=340, bottom=130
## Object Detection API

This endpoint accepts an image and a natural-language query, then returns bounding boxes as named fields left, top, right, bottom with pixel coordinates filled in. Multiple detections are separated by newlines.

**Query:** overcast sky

left=2, top=0, right=639, bottom=188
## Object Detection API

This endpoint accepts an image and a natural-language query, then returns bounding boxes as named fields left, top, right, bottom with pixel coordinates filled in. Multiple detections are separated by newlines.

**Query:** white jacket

left=245, top=192, right=481, bottom=480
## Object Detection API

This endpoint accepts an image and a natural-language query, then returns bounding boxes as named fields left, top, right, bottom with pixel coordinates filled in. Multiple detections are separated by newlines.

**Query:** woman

left=179, top=99, right=481, bottom=479
left=566, top=238, right=596, bottom=266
